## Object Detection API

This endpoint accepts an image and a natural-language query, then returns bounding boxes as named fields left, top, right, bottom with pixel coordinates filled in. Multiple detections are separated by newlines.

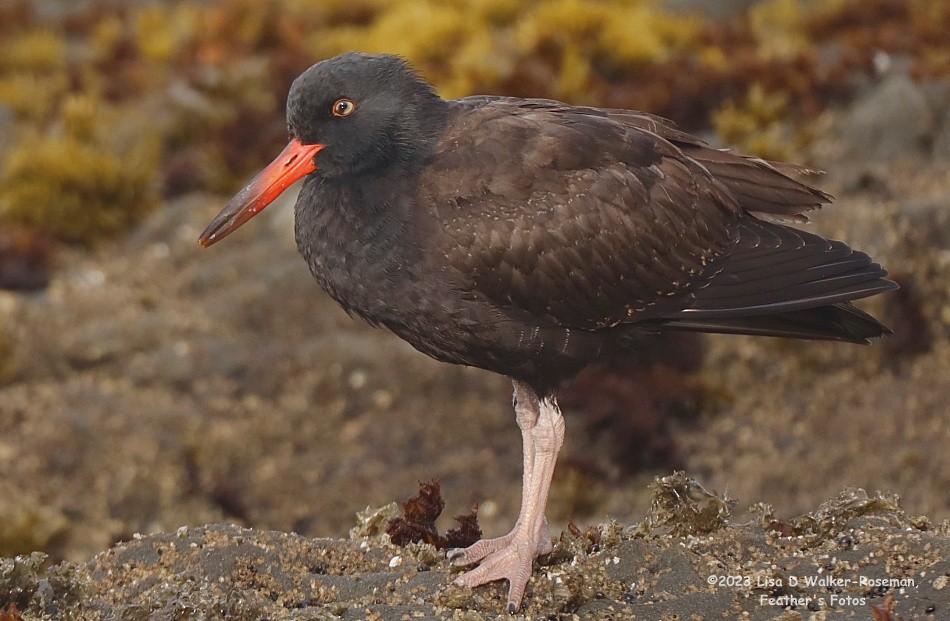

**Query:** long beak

left=198, top=139, right=324, bottom=247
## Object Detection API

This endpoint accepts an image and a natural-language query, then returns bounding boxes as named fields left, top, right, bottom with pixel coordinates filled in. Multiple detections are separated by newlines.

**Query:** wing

left=421, top=98, right=740, bottom=330
left=638, top=217, right=897, bottom=342
left=601, top=109, right=832, bottom=223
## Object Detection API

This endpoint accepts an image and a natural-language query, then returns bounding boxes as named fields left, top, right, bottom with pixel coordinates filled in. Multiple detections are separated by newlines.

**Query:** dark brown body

left=294, top=96, right=894, bottom=394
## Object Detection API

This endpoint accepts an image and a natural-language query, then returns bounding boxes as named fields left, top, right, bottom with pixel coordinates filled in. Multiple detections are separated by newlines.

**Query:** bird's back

left=404, top=98, right=895, bottom=391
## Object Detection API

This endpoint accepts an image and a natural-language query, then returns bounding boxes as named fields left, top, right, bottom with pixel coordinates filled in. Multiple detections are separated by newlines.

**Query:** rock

left=919, top=80, right=950, bottom=160
left=841, top=73, right=934, bottom=162
left=662, top=0, right=762, bottom=20
left=2, top=488, right=948, bottom=620
left=0, top=229, right=52, bottom=292
left=0, top=552, right=46, bottom=610
left=935, top=113, right=950, bottom=160
left=898, top=197, right=950, bottom=249
left=0, top=105, right=14, bottom=152
left=933, top=108, right=950, bottom=161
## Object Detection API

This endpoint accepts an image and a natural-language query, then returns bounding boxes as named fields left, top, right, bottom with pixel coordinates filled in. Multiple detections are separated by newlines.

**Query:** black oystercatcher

left=199, top=53, right=896, bottom=612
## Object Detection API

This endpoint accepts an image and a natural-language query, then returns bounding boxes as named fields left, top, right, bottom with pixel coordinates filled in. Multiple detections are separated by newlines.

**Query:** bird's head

left=199, top=53, right=444, bottom=248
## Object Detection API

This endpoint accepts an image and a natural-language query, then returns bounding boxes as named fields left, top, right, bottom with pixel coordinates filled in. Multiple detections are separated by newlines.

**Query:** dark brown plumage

left=199, top=53, right=896, bottom=612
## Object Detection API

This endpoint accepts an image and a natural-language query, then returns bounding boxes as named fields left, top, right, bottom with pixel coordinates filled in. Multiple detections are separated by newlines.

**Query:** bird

left=198, top=52, right=896, bottom=613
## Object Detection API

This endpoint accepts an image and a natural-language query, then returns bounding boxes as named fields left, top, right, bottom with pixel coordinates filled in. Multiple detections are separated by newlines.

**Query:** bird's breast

left=293, top=176, right=439, bottom=324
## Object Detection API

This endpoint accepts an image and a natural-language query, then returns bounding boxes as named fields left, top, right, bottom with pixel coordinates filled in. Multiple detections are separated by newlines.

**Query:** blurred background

left=0, top=0, right=947, bottom=563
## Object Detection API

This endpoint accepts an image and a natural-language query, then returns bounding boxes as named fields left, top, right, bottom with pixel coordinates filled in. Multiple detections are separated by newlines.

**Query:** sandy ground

left=0, top=74, right=948, bottom=618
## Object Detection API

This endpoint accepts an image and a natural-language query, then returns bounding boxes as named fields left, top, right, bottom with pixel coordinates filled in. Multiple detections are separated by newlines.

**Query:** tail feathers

left=658, top=303, right=892, bottom=344
left=641, top=217, right=897, bottom=343
left=674, top=218, right=896, bottom=318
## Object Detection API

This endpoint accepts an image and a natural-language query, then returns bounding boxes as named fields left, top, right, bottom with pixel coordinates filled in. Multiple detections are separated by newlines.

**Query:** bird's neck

left=304, top=165, right=418, bottom=233
left=293, top=167, right=423, bottom=317
left=293, top=97, right=449, bottom=320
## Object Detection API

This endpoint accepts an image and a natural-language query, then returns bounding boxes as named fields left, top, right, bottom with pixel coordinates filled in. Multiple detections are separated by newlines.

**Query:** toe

left=453, top=554, right=504, bottom=587
left=452, top=543, right=534, bottom=613
left=447, top=533, right=515, bottom=566
left=448, top=541, right=492, bottom=566
left=504, top=561, right=531, bottom=613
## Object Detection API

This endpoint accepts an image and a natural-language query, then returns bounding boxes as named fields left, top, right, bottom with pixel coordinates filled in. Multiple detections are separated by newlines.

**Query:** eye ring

left=332, top=98, right=356, bottom=117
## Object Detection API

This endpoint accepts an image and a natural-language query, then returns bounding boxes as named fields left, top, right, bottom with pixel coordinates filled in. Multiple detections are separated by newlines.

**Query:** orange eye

left=332, top=98, right=356, bottom=117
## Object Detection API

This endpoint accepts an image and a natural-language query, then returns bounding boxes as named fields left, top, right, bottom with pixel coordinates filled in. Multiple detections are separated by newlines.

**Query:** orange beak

left=199, top=139, right=324, bottom=247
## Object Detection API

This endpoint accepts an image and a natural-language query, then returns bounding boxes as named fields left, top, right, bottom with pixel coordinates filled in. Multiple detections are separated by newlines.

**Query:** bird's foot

left=447, top=519, right=552, bottom=613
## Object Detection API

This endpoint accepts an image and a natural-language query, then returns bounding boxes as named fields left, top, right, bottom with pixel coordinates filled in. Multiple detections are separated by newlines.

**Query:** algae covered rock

left=0, top=136, right=157, bottom=245
left=2, top=487, right=947, bottom=619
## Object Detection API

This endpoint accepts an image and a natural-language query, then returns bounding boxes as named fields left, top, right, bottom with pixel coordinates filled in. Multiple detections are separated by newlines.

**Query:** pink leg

left=447, top=380, right=564, bottom=613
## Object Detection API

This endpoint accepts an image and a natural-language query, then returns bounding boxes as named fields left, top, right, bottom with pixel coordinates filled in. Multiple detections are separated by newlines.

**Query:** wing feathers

left=432, top=98, right=893, bottom=342
left=686, top=149, right=831, bottom=220
left=606, top=109, right=831, bottom=221
left=653, top=218, right=897, bottom=320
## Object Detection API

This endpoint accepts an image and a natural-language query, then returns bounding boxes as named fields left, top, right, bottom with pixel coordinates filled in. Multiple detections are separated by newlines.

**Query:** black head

left=287, top=53, right=447, bottom=178
left=198, top=53, right=447, bottom=247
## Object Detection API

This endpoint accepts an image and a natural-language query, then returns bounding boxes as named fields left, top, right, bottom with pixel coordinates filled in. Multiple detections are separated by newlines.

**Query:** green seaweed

left=306, top=0, right=704, bottom=102
left=712, top=83, right=796, bottom=160
left=753, top=488, right=905, bottom=546
left=133, top=4, right=200, bottom=65
left=0, top=29, right=65, bottom=73
left=0, top=73, right=68, bottom=123
left=0, top=133, right=157, bottom=245
left=0, top=497, right=67, bottom=558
